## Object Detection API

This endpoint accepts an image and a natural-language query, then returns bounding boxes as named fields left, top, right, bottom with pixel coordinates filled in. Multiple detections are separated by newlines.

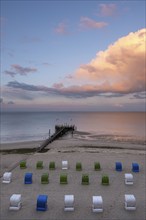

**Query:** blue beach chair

left=132, top=163, right=139, bottom=172
left=24, top=173, right=33, bottom=184
left=115, top=162, right=122, bottom=171
left=36, top=195, right=48, bottom=211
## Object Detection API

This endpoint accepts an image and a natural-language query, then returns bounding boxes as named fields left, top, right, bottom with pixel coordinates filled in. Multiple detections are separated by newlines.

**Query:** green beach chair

left=94, top=162, right=101, bottom=171
left=20, top=161, right=27, bottom=169
left=60, top=174, right=68, bottom=184
left=76, top=162, right=82, bottom=171
left=41, top=173, right=49, bottom=184
left=82, top=174, right=89, bottom=185
left=49, top=161, right=56, bottom=170
left=102, top=175, right=109, bottom=185
left=36, top=161, right=43, bottom=169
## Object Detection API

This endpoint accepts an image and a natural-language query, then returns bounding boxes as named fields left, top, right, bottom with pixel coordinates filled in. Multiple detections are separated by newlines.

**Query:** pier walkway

left=37, top=125, right=75, bottom=152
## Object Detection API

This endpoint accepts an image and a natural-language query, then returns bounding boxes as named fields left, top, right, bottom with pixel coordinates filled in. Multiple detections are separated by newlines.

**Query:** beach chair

left=82, top=174, right=89, bottom=185
left=76, top=162, right=82, bottom=171
left=49, top=161, right=56, bottom=170
left=41, top=173, right=49, bottom=184
left=94, top=162, right=101, bottom=171
left=60, top=174, right=68, bottom=184
left=132, top=163, right=139, bottom=172
left=125, top=194, right=136, bottom=210
left=20, top=161, right=26, bottom=169
left=24, top=173, right=33, bottom=184
left=64, top=195, right=74, bottom=211
left=92, top=196, right=103, bottom=213
left=115, top=162, right=122, bottom=171
left=102, top=175, right=109, bottom=185
left=62, top=161, right=68, bottom=170
left=36, top=195, right=48, bottom=211
left=9, top=194, right=22, bottom=210
left=125, top=173, right=133, bottom=185
left=36, top=161, right=43, bottom=169
left=2, top=172, right=12, bottom=183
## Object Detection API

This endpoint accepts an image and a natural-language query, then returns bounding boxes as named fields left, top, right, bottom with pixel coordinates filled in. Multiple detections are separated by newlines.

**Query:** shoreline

left=1, top=130, right=146, bottom=149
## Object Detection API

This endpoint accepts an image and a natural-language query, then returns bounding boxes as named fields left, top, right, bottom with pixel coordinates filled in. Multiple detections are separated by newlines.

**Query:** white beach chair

left=125, top=194, right=136, bottom=210
left=125, top=173, right=133, bottom=185
left=9, top=194, right=22, bottom=210
left=62, top=161, right=68, bottom=170
left=64, top=195, right=74, bottom=211
left=2, top=172, right=12, bottom=183
left=92, top=196, right=103, bottom=213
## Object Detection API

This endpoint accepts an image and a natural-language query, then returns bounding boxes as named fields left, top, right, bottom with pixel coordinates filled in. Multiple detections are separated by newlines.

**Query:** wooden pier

left=37, top=125, right=75, bottom=152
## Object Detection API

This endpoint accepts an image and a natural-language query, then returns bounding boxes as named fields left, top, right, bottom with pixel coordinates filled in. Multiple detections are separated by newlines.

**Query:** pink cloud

left=73, top=28, right=146, bottom=94
left=79, top=17, right=108, bottom=29
left=54, top=22, right=69, bottom=35
left=99, top=3, right=117, bottom=17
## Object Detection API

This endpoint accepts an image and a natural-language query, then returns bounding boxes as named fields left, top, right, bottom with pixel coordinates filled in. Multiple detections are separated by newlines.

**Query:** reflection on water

left=1, top=112, right=145, bottom=144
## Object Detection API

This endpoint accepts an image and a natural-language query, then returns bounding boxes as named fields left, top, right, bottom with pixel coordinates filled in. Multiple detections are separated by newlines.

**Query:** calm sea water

left=0, top=112, right=145, bottom=144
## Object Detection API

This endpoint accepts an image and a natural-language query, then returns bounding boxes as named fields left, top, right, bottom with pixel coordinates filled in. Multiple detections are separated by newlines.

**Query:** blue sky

left=1, top=0, right=146, bottom=112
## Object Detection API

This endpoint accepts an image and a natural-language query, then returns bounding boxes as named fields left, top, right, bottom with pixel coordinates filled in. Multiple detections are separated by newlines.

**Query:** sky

left=0, top=0, right=146, bottom=112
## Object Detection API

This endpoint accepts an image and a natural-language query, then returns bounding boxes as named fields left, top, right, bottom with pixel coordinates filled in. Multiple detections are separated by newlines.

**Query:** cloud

left=4, top=71, right=17, bottom=78
left=6, top=29, right=146, bottom=101
left=54, top=22, right=69, bottom=35
left=4, top=64, right=37, bottom=77
left=74, top=28, right=146, bottom=94
left=21, top=36, right=42, bottom=43
left=99, top=3, right=117, bottom=17
left=5, top=81, right=135, bottom=100
left=79, top=17, right=108, bottom=30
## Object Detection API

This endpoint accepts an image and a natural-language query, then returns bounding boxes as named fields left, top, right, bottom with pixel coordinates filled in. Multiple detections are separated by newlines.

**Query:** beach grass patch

left=36, top=161, right=43, bottom=169
left=94, top=162, right=101, bottom=171
left=49, top=161, right=55, bottom=170
left=60, top=174, right=68, bottom=184
left=102, top=175, right=109, bottom=185
left=20, top=161, right=27, bottom=169
left=76, top=162, right=82, bottom=171
left=41, top=173, right=49, bottom=184
left=82, top=174, right=89, bottom=185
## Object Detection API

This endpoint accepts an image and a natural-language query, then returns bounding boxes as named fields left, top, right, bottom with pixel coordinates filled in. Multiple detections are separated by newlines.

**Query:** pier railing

left=37, top=125, right=75, bottom=152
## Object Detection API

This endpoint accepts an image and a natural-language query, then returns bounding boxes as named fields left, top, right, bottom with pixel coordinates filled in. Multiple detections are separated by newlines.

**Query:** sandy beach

left=0, top=132, right=146, bottom=220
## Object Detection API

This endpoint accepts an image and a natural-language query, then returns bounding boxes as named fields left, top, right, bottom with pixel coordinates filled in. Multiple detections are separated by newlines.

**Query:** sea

left=0, top=112, right=145, bottom=146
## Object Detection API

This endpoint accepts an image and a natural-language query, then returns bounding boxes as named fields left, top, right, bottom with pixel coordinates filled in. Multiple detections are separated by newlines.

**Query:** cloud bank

left=4, top=64, right=37, bottom=77
left=5, top=29, right=146, bottom=101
